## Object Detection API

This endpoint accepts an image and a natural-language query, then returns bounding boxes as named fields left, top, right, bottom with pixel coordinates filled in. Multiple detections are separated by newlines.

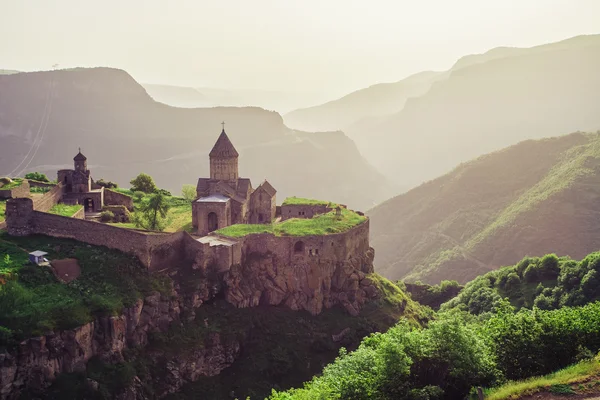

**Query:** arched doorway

left=207, top=212, right=218, bottom=232
left=84, top=198, right=94, bottom=212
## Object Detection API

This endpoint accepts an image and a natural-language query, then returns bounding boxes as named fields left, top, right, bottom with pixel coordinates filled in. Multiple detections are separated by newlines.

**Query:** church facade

left=192, top=128, right=276, bottom=236
left=57, top=150, right=104, bottom=212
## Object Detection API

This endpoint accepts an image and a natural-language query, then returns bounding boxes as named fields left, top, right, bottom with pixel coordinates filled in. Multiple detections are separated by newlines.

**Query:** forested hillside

left=370, top=132, right=600, bottom=284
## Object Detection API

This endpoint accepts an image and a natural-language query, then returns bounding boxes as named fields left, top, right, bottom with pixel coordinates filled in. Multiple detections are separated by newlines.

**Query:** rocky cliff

left=0, top=285, right=239, bottom=399
left=0, top=229, right=386, bottom=399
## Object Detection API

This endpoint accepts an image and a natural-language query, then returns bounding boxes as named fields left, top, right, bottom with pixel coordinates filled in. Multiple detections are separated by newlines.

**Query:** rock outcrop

left=0, top=286, right=238, bottom=399
left=224, top=248, right=378, bottom=316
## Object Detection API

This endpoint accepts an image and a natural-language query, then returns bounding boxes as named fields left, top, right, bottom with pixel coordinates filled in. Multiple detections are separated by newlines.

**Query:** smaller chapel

left=57, top=149, right=104, bottom=212
left=192, top=127, right=276, bottom=236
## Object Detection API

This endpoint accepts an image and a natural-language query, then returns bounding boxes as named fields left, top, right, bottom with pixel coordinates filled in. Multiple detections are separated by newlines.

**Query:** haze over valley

left=3, top=2, right=600, bottom=399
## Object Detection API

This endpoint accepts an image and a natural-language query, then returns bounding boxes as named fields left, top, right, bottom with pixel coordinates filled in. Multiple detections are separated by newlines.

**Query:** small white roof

left=29, top=250, right=48, bottom=257
left=196, top=194, right=230, bottom=203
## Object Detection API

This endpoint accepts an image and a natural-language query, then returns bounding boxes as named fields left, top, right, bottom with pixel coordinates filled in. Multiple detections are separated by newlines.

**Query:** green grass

left=30, top=186, right=51, bottom=194
left=49, top=204, right=83, bottom=217
left=0, top=178, right=23, bottom=190
left=0, top=200, right=6, bottom=223
left=216, top=208, right=366, bottom=238
left=0, top=233, right=170, bottom=347
left=282, top=197, right=335, bottom=206
left=485, top=356, right=600, bottom=400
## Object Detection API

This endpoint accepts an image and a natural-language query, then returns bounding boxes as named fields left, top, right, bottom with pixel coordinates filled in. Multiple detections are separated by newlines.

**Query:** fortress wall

left=0, top=180, right=30, bottom=199
left=30, top=211, right=152, bottom=266
left=280, top=204, right=333, bottom=221
left=238, top=219, right=370, bottom=265
left=71, top=206, right=85, bottom=219
left=145, top=232, right=187, bottom=272
left=32, top=183, right=64, bottom=212
left=104, top=189, right=134, bottom=211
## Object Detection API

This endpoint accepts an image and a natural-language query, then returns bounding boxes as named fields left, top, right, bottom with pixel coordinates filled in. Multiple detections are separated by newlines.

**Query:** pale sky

left=1, top=0, right=599, bottom=97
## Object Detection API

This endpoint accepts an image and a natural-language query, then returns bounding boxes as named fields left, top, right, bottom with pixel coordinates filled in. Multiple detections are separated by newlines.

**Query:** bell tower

left=209, top=123, right=239, bottom=182
left=74, top=148, right=88, bottom=172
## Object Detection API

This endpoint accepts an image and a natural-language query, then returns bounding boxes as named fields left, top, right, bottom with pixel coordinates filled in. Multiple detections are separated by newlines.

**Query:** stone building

left=57, top=149, right=104, bottom=212
left=193, top=128, right=276, bottom=235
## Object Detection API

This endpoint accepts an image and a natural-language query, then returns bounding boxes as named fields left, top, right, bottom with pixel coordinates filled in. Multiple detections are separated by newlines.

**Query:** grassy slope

left=48, top=204, right=83, bottom=217
left=0, top=233, right=169, bottom=346
left=109, top=189, right=193, bottom=232
left=370, top=132, right=600, bottom=284
left=486, top=356, right=600, bottom=400
left=0, top=200, right=5, bottom=223
left=281, top=197, right=334, bottom=206
left=0, top=178, right=23, bottom=190
left=216, top=208, right=366, bottom=237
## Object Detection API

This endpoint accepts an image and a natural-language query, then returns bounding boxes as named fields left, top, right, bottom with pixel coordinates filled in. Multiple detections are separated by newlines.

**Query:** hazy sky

left=1, top=0, right=599, bottom=97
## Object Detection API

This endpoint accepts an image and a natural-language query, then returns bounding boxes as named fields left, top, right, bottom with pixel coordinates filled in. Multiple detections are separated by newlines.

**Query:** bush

left=99, top=211, right=115, bottom=222
left=24, top=172, right=49, bottom=182
left=181, top=184, right=196, bottom=201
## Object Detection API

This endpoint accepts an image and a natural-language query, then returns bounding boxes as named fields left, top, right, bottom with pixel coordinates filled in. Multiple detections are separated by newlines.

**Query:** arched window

left=294, top=241, right=305, bottom=253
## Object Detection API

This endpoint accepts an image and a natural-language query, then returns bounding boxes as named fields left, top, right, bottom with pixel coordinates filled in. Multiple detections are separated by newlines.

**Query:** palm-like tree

left=138, top=192, right=170, bottom=230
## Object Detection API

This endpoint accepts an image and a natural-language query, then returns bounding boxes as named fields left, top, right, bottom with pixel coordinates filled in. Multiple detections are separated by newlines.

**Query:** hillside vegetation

left=369, top=132, right=600, bottom=284
left=441, top=250, right=600, bottom=315
left=270, top=300, right=600, bottom=400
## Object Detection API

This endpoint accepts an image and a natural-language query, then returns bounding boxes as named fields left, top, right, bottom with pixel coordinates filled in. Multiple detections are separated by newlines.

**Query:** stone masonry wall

left=104, top=189, right=134, bottom=211
left=0, top=180, right=30, bottom=199
left=31, top=183, right=64, bottom=212
left=280, top=204, right=333, bottom=221
left=223, top=220, right=376, bottom=316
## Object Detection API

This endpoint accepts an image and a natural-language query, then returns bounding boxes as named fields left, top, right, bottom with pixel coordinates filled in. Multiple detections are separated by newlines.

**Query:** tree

left=181, top=184, right=196, bottom=201
left=24, top=172, right=49, bottom=182
left=129, top=173, right=157, bottom=194
left=96, top=179, right=118, bottom=189
left=133, top=192, right=170, bottom=231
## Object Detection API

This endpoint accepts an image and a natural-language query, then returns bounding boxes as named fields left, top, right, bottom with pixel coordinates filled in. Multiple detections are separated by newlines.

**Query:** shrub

left=24, top=172, right=49, bottom=182
left=99, top=211, right=115, bottom=222
left=181, top=184, right=196, bottom=201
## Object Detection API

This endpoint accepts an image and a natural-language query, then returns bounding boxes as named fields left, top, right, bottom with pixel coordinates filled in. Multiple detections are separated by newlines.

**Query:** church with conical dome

left=192, top=127, right=276, bottom=235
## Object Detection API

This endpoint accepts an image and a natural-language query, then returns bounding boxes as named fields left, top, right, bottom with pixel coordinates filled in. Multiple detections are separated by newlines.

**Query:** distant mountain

left=347, top=34, right=600, bottom=189
left=0, top=67, right=392, bottom=210
left=0, top=70, right=20, bottom=75
left=142, top=84, right=209, bottom=108
left=284, top=71, right=444, bottom=132
left=369, top=132, right=600, bottom=284
left=142, top=84, right=327, bottom=114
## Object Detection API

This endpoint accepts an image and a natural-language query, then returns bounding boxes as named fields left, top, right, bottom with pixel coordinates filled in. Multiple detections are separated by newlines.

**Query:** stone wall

left=71, top=206, right=85, bottom=219
left=223, top=220, right=375, bottom=316
left=31, top=183, right=64, bottom=212
left=0, top=180, right=30, bottom=199
left=280, top=204, right=333, bottom=221
left=104, top=189, right=134, bottom=210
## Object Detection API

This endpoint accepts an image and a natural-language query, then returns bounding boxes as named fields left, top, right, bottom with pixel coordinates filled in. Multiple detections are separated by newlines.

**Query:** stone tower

left=74, top=149, right=87, bottom=172
left=209, top=129, right=239, bottom=182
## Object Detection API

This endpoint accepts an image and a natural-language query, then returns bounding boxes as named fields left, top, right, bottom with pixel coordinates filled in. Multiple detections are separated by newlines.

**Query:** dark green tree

left=133, top=192, right=170, bottom=231
left=24, top=172, right=49, bottom=182
left=129, top=173, right=157, bottom=193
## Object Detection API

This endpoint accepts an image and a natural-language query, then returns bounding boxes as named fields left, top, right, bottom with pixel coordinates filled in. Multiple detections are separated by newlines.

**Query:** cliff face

left=225, top=248, right=378, bottom=316
left=0, top=225, right=381, bottom=399
left=0, top=287, right=239, bottom=399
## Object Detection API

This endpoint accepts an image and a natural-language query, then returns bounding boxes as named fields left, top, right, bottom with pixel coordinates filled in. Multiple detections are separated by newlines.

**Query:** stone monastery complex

left=3, top=127, right=379, bottom=316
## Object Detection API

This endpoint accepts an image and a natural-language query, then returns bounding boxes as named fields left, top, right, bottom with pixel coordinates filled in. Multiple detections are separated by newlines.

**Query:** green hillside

left=370, top=131, right=600, bottom=284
